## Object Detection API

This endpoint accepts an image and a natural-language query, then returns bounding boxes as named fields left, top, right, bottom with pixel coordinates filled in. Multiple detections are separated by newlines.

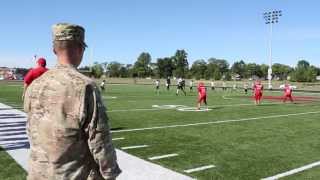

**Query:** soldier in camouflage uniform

left=24, top=23, right=121, bottom=180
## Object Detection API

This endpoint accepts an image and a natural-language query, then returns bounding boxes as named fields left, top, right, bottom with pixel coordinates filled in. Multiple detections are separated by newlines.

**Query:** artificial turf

left=0, top=82, right=320, bottom=179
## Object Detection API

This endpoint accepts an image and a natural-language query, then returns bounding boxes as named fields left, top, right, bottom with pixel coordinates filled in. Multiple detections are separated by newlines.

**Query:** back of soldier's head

left=52, top=23, right=87, bottom=66
left=52, top=23, right=86, bottom=52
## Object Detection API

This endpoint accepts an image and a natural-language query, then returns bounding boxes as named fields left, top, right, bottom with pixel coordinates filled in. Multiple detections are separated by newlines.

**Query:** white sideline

left=0, top=103, right=194, bottom=180
left=121, top=145, right=149, bottom=150
left=184, top=165, right=215, bottom=173
left=261, top=160, right=320, bottom=180
left=112, top=111, right=320, bottom=133
left=148, top=153, right=179, bottom=160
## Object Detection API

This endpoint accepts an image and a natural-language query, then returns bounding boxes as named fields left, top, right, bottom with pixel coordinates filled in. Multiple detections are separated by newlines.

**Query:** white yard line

left=261, top=160, right=320, bottom=180
left=183, top=165, right=216, bottom=173
left=112, top=137, right=125, bottom=141
left=121, top=145, right=149, bottom=150
left=148, top=153, right=179, bottom=160
left=107, top=102, right=281, bottom=113
left=222, top=95, right=232, bottom=100
left=112, top=111, right=320, bottom=133
left=108, top=108, right=161, bottom=112
left=208, top=102, right=282, bottom=108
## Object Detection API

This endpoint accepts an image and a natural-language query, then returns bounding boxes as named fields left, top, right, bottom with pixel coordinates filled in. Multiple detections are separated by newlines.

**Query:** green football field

left=0, top=82, right=320, bottom=180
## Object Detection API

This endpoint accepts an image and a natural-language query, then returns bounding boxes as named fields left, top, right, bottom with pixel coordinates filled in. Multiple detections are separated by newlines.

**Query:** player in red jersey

left=197, top=82, right=208, bottom=110
left=23, top=57, right=48, bottom=99
left=283, top=83, right=293, bottom=103
left=253, top=80, right=264, bottom=105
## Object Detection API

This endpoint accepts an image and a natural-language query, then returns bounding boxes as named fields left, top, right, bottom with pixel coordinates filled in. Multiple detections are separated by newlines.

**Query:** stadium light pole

left=263, top=10, right=282, bottom=89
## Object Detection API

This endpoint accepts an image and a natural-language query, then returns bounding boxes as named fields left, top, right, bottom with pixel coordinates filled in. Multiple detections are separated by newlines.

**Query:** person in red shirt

left=253, top=80, right=264, bottom=105
left=22, top=57, right=48, bottom=99
left=197, top=82, right=207, bottom=110
left=283, top=83, right=293, bottom=103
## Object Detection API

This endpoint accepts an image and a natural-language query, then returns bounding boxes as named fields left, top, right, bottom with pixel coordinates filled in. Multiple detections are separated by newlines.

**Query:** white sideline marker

left=183, top=165, right=215, bottom=173
left=261, top=160, right=320, bottom=180
left=148, top=153, right=179, bottom=160
left=112, top=111, right=320, bottom=133
left=112, top=137, right=125, bottom=141
left=121, top=145, right=149, bottom=150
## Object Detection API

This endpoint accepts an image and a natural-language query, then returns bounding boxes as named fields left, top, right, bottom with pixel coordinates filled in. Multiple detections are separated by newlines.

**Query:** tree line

left=81, top=49, right=320, bottom=82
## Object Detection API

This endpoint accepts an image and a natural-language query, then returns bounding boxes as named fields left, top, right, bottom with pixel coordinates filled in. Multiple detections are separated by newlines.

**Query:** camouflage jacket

left=24, top=63, right=121, bottom=180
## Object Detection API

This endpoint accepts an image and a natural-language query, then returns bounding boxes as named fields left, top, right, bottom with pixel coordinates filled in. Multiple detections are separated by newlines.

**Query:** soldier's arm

left=82, top=84, right=121, bottom=180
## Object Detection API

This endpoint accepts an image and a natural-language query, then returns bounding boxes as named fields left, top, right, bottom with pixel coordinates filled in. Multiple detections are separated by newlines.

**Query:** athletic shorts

left=156, top=86, right=159, bottom=89
left=254, top=92, right=262, bottom=100
left=284, top=94, right=292, bottom=98
left=198, top=95, right=207, bottom=103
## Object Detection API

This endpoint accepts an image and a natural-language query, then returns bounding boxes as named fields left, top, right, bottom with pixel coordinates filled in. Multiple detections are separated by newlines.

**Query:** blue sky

left=0, top=0, right=319, bottom=68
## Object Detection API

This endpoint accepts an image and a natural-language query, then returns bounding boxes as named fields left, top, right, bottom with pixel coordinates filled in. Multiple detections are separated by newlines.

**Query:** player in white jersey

left=155, top=79, right=160, bottom=95
left=210, top=80, right=215, bottom=90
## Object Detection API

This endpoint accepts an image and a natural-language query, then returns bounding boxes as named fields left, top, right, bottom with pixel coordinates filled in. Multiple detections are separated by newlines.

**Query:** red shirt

left=24, top=66, right=48, bottom=86
left=198, top=85, right=206, bottom=96
left=284, top=86, right=292, bottom=95
left=253, top=84, right=263, bottom=94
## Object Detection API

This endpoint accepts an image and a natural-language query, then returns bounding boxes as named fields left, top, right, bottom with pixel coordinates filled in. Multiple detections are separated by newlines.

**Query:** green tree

left=231, top=60, right=246, bottom=78
left=260, top=64, right=269, bottom=79
left=272, top=63, right=292, bottom=80
left=306, top=66, right=317, bottom=82
left=172, top=49, right=189, bottom=78
left=206, top=61, right=220, bottom=80
left=90, top=62, right=104, bottom=78
left=207, top=58, right=229, bottom=74
left=133, top=52, right=152, bottom=77
left=119, top=66, right=129, bottom=77
left=156, top=57, right=174, bottom=78
left=190, top=59, right=207, bottom=80
left=213, top=69, right=222, bottom=80
left=207, top=58, right=230, bottom=79
left=297, top=60, right=310, bottom=69
left=245, top=63, right=262, bottom=78
left=315, top=66, right=320, bottom=76
left=292, top=60, right=316, bottom=82
left=107, top=61, right=121, bottom=77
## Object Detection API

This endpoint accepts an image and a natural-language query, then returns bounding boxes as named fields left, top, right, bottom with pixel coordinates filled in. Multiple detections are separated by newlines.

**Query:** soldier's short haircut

left=53, top=40, right=82, bottom=51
